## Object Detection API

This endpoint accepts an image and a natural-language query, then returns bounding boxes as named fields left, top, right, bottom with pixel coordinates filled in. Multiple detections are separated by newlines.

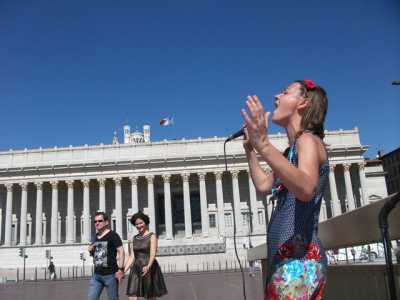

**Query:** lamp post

left=19, top=247, right=28, bottom=280
left=80, top=252, right=86, bottom=277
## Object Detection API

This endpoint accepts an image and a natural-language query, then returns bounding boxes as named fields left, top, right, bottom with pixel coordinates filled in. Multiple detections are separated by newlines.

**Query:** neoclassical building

left=0, top=126, right=388, bottom=269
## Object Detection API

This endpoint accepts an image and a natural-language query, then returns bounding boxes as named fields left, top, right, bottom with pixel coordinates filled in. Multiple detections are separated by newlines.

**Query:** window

left=224, top=213, right=233, bottom=227
left=209, top=214, right=216, bottom=228
left=242, top=212, right=249, bottom=226
left=258, top=211, right=264, bottom=225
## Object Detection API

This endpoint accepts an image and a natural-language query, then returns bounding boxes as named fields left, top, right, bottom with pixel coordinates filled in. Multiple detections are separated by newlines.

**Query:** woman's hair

left=295, top=80, right=328, bottom=139
left=130, top=211, right=150, bottom=225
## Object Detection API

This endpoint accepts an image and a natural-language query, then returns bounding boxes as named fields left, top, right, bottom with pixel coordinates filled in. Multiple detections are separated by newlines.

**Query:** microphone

left=225, top=128, right=245, bottom=142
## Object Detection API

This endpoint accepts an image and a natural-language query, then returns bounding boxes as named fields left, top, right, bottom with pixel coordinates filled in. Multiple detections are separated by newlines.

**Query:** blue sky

left=0, top=0, right=399, bottom=157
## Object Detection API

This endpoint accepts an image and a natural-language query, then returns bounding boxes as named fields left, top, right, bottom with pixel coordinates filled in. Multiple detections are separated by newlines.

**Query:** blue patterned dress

left=265, top=136, right=329, bottom=300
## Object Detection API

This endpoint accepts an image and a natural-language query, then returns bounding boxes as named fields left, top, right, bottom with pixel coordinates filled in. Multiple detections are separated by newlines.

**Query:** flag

left=160, top=117, right=174, bottom=126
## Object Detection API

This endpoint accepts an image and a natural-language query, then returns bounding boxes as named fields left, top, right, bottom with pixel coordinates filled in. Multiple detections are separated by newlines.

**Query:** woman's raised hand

left=241, top=95, right=270, bottom=151
left=242, top=127, right=254, bottom=153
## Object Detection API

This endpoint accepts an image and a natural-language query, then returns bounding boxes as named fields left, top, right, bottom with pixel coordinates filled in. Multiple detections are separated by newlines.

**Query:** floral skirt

left=264, top=259, right=325, bottom=300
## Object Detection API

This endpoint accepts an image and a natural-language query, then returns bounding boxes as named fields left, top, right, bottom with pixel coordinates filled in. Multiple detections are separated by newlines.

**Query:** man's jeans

left=88, top=273, right=119, bottom=300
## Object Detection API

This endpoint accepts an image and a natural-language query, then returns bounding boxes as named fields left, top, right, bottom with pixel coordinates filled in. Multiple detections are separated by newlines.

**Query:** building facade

left=0, top=127, right=388, bottom=269
left=379, top=147, right=400, bottom=195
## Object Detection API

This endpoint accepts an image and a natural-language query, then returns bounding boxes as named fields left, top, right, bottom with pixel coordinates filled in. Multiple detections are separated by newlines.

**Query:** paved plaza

left=0, top=270, right=263, bottom=300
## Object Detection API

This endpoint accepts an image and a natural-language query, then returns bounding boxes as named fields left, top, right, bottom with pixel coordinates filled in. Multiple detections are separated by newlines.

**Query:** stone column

left=130, top=176, right=139, bottom=213
left=358, top=162, right=369, bottom=206
left=146, top=175, right=156, bottom=233
left=329, top=165, right=341, bottom=216
left=320, top=198, right=327, bottom=221
left=35, top=182, right=43, bottom=245
left=343, top=164, right=355, bottom=211
left=163, top=174, right=173, bottom=240
left=198, top=173, right=209, bottom=237
left=231, top=170, right=241, bottom=232
left=4, top=183, right=13, bottom=246
left=214, top=172, right=225, bottom=237
left=181, top=173, right=192, bottom=239
left=266, top=195, right=273, bottom=223
left=182, top=173, right=192, bottom=238
left=50, top=181, right=59, bottom=244
left=114, top=177, right=123, bottom=238
left=98, top=178, right=106, bottom=212
left=82, top=179, right=90, bottom=243
left=19, top=182, right=28, bottom=246
left=248, top=173, right=258, bottom=232
left=66, top=180, right=75, bottom=243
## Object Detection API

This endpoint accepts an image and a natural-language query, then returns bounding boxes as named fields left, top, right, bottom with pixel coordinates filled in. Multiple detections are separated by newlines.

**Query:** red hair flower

left=303, top=79, right=316, bottom=90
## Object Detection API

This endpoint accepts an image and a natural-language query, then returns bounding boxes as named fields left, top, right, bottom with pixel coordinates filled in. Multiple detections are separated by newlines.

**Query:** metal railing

left=1, top=258, right=253, bottom=283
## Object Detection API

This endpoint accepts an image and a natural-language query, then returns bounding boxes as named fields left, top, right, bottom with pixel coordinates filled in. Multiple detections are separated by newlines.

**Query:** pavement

left=0, top=270, right=263, bottom=300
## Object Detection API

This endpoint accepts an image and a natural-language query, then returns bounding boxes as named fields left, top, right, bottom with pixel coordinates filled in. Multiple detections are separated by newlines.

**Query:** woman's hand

left=241, top=95, right=270, bottom=152
left=242, top=128, right=254, bottom=153
left=115, top=270, right=124, bottom=283
left=142, top=265, right=150, bottom=277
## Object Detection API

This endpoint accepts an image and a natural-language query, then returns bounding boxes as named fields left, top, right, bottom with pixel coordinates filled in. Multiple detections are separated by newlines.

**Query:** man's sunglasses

left=94, top=220, right=104, bottom=224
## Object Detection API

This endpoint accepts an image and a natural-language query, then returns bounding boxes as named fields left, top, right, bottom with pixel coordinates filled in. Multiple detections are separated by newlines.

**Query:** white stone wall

left=365, top=162, right=388, bottom=200
left=0, top=128, right=389, bottom=271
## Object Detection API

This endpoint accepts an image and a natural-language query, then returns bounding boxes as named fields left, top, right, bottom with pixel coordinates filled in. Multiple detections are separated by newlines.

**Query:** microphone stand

left=378, top=192, right=400, bottom=300
left=224, top=139, right=247, bottom=300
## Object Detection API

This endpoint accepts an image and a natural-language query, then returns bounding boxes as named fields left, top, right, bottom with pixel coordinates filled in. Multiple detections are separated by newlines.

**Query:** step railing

left=1, top=258, right=254, bottom=283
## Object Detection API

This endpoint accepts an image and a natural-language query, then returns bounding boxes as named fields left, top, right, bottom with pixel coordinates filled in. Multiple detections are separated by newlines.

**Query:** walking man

left=88, top=211, right=125, bottom=300
left=48, top=261, right=56, bottom=280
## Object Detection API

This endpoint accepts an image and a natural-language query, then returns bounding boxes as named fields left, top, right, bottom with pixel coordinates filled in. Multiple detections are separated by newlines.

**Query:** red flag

left=159, top=117, right=174, bottom=126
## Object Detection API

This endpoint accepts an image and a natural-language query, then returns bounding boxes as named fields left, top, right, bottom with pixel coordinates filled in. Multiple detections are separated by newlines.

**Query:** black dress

left=126, top=233, right=167, bottom=298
